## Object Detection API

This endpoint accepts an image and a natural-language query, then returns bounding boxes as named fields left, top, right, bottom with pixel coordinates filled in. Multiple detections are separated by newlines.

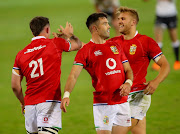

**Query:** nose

left=117, top=18, right=122, bottom=24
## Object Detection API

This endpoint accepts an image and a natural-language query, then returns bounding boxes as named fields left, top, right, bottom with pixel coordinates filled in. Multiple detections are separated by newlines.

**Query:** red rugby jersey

left=109, top=33, right=162, bottom=92
left=74, top=40, right=129, bottom=105
left=13, top=36, right=71, bottom=105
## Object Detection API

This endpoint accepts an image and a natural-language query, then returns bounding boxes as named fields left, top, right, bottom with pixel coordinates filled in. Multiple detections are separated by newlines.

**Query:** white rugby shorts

left=128, top=91, right=151, bottom=120
left=93, top=102, right=131, bottom=131
left=25, top=102, right=61, bottom=133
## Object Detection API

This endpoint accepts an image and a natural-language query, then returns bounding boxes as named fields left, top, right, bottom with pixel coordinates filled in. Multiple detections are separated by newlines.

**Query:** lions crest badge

left=110, top=46, right=119, bottom=54
left=103, top=116, right=109, bottom=124
left=129, top=44, right=137, bottom=55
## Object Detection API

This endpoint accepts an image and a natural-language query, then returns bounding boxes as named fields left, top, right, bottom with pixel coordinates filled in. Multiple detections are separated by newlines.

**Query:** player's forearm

left=154, top=59, right=170, bottom=84
left=11, top=73, right=24, bottom=105
left=69, top=35, right=82, bottom=51
left=125, top=69, right=133, bottom=81
left=63, top=65, right=83, bottom=95
left=12, top=87, right=24, bottom=105
left=123, top=62, right=133, bottom=81
left=64, top=75, right=78, bottom=94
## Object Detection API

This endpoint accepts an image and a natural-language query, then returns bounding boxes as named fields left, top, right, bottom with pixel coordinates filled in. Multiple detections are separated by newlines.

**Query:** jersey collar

left=90, top=39, right=106, bottom=44
left=90, top=39, right=94, bottom=43
left=32, top=36, right=46, bottom=41
left=134, top=31, right=138, bottom=37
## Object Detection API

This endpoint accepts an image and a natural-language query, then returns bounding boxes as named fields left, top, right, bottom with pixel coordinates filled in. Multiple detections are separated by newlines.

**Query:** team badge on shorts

left=129, top=44, right=137, bottom=55
left=110, top=46, right=119, bottom=54
left=103, top=116, right=109, bottom=124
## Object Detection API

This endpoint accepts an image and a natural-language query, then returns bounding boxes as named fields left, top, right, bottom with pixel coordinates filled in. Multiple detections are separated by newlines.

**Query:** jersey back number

left=29, top=58, right=44, bottom=78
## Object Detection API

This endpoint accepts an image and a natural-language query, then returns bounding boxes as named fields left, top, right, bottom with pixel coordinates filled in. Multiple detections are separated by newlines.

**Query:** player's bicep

left=155, top=55, right=169, bottom=67
left=11, top=69, right=22, bottom=90
left=69, top=65, right=83, bottom=79
left=153, top=54, right=163, bottom=64
left=122, top=62, right=133, bottom=81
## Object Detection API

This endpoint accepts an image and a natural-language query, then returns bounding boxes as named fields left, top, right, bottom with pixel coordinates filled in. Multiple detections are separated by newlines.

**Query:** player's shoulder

left=77, top=41, right=92, bottom=53
left=136, top=33, right=154, bottom=41
left=108, top=35, right=123, bottom=42
left=15, top=49, right=24, bottom=59
left=106, top=39, right=119, bottom=47
left=82, top=41, right=95, bottom=49
left=51, top=37, right=67, bottom=43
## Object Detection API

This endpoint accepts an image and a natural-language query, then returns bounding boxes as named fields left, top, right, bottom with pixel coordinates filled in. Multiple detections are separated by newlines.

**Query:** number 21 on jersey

left=29, top=58, right=44, bottom=78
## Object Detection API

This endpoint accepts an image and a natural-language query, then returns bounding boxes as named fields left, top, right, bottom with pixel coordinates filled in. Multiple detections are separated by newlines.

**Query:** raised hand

left=58, top=22, right=74, bottom=38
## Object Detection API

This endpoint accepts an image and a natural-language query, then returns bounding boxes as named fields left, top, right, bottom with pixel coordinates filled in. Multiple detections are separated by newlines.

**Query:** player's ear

left=90, top=25, right=97, bottom=33
left=46, top=27, right=49, bottom=34
left=132, top=19, right=136, bottom=26
left=93, top=25, right=98, bottom=32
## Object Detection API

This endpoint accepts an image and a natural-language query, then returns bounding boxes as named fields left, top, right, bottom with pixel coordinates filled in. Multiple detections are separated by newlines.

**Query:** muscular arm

left=53, top=22, right=82, bottom=51
left=155, top=55, right=170, bottom=83
left=11, top=69, right=25, bottom=114
left=123, top=62, right=133, bottom=82
left=144, top=55, right=170, bottom=95
left=60, top=65, right=83, bottom=112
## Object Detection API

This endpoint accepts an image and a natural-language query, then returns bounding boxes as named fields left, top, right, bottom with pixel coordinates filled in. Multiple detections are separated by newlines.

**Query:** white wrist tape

left=125, top=79, right=133, bottom=86
left=63, top=91, right=70, bottom=99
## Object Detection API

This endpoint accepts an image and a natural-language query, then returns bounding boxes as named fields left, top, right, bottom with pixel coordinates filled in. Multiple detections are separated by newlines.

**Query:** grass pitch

left=0, top=0, right=180, bottom=133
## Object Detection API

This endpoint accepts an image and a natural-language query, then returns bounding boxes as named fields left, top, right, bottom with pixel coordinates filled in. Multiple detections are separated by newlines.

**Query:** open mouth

left=119, top=24, right=124, bottom=28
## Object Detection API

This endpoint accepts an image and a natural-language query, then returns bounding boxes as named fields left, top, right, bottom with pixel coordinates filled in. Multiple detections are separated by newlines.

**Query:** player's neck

left=39, top=32, right=50, bottom=39
left=91, top=36, right=106, bottom=44
left=123, top=30, right=137, bottom=40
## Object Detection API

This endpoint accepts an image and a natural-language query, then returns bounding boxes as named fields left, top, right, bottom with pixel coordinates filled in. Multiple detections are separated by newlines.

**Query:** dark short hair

left=86, top=12, right=108, bottom=29
left=29, top=16, right=49, bottom=36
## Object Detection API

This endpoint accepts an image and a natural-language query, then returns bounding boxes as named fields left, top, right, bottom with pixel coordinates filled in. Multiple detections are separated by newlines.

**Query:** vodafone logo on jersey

left=106, top=58, right=116, bottom=69
left=105, top=58, right=121, bottom=76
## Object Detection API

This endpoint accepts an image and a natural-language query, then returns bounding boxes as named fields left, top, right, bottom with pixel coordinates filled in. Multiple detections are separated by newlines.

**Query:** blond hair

left=117, top=7, right=139, bottom=24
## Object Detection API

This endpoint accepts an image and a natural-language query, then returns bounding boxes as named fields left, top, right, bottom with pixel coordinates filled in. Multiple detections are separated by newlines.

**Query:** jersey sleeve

left=121, top=49, right=128, bottom=64
left=115, top=42, right=128, bottom=64
left=12, top=53, right=22, bottom=75
left=53, top=37, right=71, bottom=52
left=73, top=46, right=88, bottom=67
left=147, top=37, right=162, bottom=60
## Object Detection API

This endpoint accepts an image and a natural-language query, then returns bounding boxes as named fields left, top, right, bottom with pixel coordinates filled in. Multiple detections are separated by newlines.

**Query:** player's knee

left=157, top=42, right=163, bottom=49
left=38, top=127, right=59, bottom=134
left=172, top=40, right=179, bottom=48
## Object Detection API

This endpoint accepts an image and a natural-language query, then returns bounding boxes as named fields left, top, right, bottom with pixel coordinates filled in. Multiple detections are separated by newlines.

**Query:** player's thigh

left=154, top=26, right=164, bottom=42
left=155, top=17, right=165, bottom=39
left=168, top=28, right=178, bottom=42
left=112, top=102, right=131, bottom=134
left=126, top=118, right=139, bottom=131
left=129, top=92, right=151, bottom=121
left=131, top=117, right=146, bottom=134
left=25, top=105, right=38, bottom=133
left=93, top=105, right=116, bottom=131
left=96, top=130, right=111, bottom=134
left=36, top=102, right=62, bottom=131
left=113, top=102, right=131, bottom=127
left=112, top=125, right=129, bottom=134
